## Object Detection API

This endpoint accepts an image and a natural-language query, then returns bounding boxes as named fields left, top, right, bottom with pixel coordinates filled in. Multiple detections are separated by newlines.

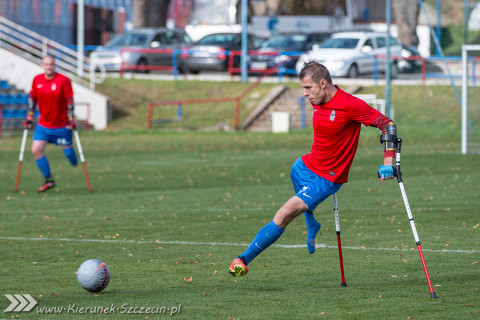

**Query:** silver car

left=89, top=28, right=192, bottom=73
left=182, top=32, right=264, bottom=74
left=296, top=31, right=403, bottom=78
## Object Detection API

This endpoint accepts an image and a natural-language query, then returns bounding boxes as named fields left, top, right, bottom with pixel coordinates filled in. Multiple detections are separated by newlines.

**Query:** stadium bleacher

left=0, top=79, right=90, bottom=135
left=0, top=80, right=33, bottom=134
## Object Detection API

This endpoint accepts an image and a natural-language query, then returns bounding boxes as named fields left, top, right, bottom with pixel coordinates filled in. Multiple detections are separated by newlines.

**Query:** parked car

left=398, top=43, right=422, bottom=73
left=181, top=32, right=264, bottom=74
left=249, top=32, right=331, bottom=75
left=295, top=31, right=403, bottom=78
left=89, top=28, right=192, bottom=73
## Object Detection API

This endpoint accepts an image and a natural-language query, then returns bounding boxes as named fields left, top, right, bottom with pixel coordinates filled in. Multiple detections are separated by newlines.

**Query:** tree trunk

left=393, top=0, right=420, bottom=46
left=132, top=0, right=148, bottom=28
left=132, top=0, right=171, bottom=28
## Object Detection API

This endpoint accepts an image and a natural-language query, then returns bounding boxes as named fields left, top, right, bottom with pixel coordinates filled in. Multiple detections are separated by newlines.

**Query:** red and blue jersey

left=30, top=72, right=73, bottom=129
left=302, top=87, right=380, bottom=183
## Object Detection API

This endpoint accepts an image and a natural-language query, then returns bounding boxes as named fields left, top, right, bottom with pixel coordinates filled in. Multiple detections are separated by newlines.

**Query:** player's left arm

left=370, top=113, right=396, bottom=181
left=66, top=97, right=76, bottom=130
left=64, top=78, right=76, bottom=130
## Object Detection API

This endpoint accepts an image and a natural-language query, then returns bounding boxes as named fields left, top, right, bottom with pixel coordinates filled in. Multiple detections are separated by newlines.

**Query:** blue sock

left=239, top=221, right=284, bottom=265
left=304, top=212, right=321, bottom=254
left=35, top=156, right=51, bottom=179
left=63, top=147, right=78, bottom=166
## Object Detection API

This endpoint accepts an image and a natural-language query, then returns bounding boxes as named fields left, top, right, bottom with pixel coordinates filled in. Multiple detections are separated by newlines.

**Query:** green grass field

left=0, top=83, right=479, bottom=319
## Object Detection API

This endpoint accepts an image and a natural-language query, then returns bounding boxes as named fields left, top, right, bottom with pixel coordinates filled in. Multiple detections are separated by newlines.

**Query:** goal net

left=462, top=45, right=480, bottom=154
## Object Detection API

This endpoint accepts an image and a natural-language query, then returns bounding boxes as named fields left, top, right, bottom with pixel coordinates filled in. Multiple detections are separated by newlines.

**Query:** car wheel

left=390, top=62, right=399, bottom=79
left=136, top=58, right=149, bottom=74
left=187, top=68, right=200, bottom=75
left=347, top=64, right=358, bottom=78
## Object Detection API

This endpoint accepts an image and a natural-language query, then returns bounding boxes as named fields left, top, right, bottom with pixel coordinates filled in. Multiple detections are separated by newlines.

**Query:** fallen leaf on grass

left=184, top=276, right=193, bottom=282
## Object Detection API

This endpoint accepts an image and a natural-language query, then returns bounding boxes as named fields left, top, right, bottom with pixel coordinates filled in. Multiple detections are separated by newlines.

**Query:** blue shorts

left=290, top=157, right=342, bottom=214
left=33, top=124, right=73, bottom=147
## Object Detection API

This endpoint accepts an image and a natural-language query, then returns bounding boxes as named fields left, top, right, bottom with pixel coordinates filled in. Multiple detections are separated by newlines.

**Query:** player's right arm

left=24, top=97, right=36, bottom=129
left=369, top=113, right=396, bottom=181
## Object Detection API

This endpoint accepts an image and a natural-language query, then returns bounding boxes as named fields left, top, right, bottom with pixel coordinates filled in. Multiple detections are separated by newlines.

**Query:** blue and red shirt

left=30, top=72, right=74, bottom=129
left=302, top=87, right=381, bottom=183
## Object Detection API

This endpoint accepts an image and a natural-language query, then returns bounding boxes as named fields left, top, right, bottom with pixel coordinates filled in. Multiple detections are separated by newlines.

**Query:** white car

left=295, top=31, right=403, bottom=78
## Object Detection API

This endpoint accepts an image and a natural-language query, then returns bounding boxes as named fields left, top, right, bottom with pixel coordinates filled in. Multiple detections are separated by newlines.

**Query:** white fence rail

left=0, top=16, right=105, bottom=90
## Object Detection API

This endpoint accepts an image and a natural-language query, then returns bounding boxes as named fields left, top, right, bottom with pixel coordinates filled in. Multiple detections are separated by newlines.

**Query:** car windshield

left=107, top=33, right=150, bottom=47
left=320, top=37, right=359, bottom=49
left=260, top=34, right=307, bottom=51
left=197, top=34, right=236, bottom=46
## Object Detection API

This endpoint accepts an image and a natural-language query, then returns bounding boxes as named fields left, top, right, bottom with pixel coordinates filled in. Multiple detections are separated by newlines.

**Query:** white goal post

left=462, top=45, right=480, bottom=154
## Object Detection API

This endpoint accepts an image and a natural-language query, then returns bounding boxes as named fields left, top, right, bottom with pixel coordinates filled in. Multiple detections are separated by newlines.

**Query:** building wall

left=0, top=0, right=131, bottom=45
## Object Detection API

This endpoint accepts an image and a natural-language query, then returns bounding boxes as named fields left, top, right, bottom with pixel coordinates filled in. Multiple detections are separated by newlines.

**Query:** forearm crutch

left=73, top=129, right=92, bottom=193
left=333, top=193, right=347, bottom=287
left=14, top=129, right=28, bottom=192
left=394, top=138, right=436, bottom=298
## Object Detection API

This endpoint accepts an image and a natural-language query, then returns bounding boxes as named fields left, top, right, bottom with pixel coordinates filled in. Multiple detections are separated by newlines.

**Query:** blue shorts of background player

left=290, top=157, right=342, bottom=254
left=32, top=124, right=78, bottom=192
left=33, top=124, right=74, bottom=146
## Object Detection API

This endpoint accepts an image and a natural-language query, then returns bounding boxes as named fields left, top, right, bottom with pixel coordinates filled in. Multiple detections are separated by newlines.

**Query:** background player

left=229, top=61, right=397, bottom=276
left=24, top=55, right=78, bottom=192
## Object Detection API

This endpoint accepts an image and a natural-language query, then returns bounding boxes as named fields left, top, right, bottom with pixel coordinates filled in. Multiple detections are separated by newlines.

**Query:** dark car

left=181, top=32, right=264, bottom=74
left=248, top=32, right=331, bottom=75
left=89, top=28, right=192, bottom=73
left=398, top=43, right=422, bottom=73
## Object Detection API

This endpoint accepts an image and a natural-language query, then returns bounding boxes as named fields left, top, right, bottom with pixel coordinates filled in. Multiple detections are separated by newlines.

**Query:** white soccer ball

left=77, top=259, right=111, bottom=292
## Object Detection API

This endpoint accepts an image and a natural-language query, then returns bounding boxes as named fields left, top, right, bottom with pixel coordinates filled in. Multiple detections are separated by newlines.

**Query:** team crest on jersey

left=51, top=83, right=57, bottom=91
left=330, top=110, right=335, bottom=121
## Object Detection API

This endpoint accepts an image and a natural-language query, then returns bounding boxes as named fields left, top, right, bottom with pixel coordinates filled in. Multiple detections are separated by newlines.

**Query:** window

left=321, top=37, right=360, bottom=49
left=152, top=33, right=167, bottom=45
left=388, top=36, right=399, bottom=46
left=364, top=38, right=373, bottom=47
left=108, top=33, right=149, bottom=46
left=376, top=36, right=386, bottom=48
left=175, top=32, right=192, bottom=44
left=197, top=34, right=235, bottom=45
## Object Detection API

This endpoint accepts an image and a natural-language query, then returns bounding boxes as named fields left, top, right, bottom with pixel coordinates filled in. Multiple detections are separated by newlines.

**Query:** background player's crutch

left=14, top=128, right=29, bottom=192
left=73, top=129, right=92, bottom=193
left=333, top=193, right=347, bottom=287
left=394, top=138, right=436, bottom=298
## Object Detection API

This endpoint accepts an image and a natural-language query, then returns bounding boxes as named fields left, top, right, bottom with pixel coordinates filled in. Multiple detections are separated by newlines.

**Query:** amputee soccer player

left=24, top=55, right=78, bottom=192
left=229, top=61, right=397, bottom=276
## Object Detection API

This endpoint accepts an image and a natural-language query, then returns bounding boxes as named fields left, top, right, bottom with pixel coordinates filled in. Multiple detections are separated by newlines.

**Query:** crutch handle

left=394, top=138, right=403, bottom=182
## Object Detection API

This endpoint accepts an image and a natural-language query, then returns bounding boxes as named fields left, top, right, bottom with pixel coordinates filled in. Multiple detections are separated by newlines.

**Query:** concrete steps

left=245, top=85, right=360, bottom=132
